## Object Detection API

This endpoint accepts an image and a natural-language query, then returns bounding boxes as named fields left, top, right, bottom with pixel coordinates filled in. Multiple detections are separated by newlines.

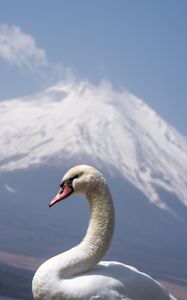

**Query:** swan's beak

left=49, top=183, right=73, bottom=207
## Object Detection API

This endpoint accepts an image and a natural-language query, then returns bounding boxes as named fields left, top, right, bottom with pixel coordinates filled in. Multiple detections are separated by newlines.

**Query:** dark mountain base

left=0, top=263, right=33, bottom=300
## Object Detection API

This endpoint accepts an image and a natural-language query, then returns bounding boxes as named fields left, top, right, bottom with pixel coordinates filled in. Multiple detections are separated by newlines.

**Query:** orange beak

left=49, top=183, right=73, bottom=207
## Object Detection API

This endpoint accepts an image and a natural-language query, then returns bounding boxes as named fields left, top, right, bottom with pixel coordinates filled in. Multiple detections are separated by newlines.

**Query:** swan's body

left=32, top=165, right=177, bottom=300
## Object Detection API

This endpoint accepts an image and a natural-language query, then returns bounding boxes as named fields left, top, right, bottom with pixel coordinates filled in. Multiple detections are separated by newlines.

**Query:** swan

left=32, top=165, right=177, bottom=300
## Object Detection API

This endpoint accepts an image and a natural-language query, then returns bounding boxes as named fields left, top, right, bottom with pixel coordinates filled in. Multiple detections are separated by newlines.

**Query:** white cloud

left=0, top=24, right=47, bottom=70
left=0, top=24, right=72, bottom=85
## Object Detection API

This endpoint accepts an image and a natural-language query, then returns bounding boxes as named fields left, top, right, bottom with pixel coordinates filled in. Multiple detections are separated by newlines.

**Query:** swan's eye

left=69, top=174, right=79, bottom=182
left=60, top=174, right=80, bottom=188
left=72, top=174, right=79, bottom=180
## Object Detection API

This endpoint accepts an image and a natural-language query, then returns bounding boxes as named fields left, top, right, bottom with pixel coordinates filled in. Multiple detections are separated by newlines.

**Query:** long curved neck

left=57, top=179, right=115, bottom=276
left=84, top=182, right=115, bottom=261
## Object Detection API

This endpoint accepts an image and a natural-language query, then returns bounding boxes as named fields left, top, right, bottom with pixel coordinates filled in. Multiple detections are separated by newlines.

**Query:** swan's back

left=55, top=261, right=176, bottom=300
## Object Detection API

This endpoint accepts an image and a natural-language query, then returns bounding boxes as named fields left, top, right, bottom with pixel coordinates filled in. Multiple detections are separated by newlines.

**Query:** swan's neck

left=83, top=183, right=115, bottom=263
left=51, top=180, right=114, bottom=277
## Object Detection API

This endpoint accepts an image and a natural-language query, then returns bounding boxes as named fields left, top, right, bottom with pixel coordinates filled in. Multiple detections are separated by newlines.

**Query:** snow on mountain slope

left=1, top=80, right=187, bottom=208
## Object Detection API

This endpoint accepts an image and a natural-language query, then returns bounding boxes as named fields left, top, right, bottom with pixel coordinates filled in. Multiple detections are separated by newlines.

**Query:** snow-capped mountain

left=1, top=80, right=187, bottom=209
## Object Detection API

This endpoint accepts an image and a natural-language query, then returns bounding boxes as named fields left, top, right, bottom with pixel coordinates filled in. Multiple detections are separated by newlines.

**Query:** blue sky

left=0, top=0, right=186, bottom=135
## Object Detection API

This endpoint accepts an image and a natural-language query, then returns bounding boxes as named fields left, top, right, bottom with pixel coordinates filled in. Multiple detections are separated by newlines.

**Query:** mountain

left=1, top=80, right=187, bottom=209
left=0, top=80, right=187, bottom=299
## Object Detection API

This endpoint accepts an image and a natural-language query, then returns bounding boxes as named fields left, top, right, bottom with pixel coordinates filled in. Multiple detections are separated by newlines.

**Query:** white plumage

left=32, top=165, right=177, bottom=300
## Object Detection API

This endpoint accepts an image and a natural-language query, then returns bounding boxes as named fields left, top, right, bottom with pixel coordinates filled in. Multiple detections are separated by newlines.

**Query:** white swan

left=32, top=165, right=177, bottom=300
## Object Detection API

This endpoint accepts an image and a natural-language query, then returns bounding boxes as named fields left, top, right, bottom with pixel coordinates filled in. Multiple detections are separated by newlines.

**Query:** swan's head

left=49, top=165, right=105, bottom=207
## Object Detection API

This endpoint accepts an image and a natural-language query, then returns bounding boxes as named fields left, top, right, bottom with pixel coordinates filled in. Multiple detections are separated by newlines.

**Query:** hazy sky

left=0, top=0, right=186, bottom=135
